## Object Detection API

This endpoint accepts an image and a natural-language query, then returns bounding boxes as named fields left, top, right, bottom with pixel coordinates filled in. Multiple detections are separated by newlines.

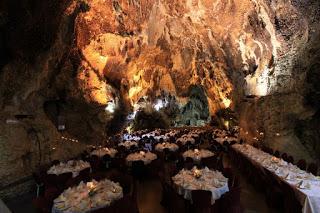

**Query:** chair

left=57, top=172, right=72, bottom=185
left=79, top=167, right=91, bottom=182
left=216, top=152, right=224, bottom=171
left=184, top=157, right=194, bottom=170
left=281, top=153, right=288, bottom=161
left=274, top=150, right=280, bottom=158
left=51, top=160, right=60, bottom=166
left=167, top=186, right=188, bottom=213
left=117, top=145, right=126, bottom=154
left=263, top=168, right=284, bottom=209
left=33, top=172, right=45, bottom=197
left=191, top=190, right=212, bottom=213
left=281, top=182, right=302, bottom=213
left=132, top=160, right=147, bottom=181
left=114, top=174, right=133, bottom=195
left=164, top=162, right=178, bottom=181
left=112, top=195, right=139, bottom=213
left=287, top=156, right=294, bottom=164
left=307, top=163, right=318, bottom=176
left=43, top=174, right=58, bottom=188
left=222, top=168, right=235, bottom=188
left=296, top=159, right=307, bottom=170
left=252, top=143, right=259, bottom=148
left=32, top=196, right=51, bottom=213
left=44, top=186, right=60, bottom=202
left=218, top=186, right=241, bottom=213
left=202, top=156, right=217, bottom=170
left=89, top=155, right=103, bottom=172
left=160, top=181, right=171, bottom=207
left=102, top=154, right=112, bottom=170
left=163, top=148, right=170, bottom=161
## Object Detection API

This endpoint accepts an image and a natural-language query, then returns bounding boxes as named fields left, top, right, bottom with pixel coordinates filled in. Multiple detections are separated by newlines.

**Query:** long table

left=232, top=144, right=320, bottom=213
left=0, top=199, right=11, bottom=213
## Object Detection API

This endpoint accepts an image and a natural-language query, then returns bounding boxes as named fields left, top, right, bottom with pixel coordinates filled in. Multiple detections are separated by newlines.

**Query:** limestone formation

left=0, top=0, right=319, bottom=198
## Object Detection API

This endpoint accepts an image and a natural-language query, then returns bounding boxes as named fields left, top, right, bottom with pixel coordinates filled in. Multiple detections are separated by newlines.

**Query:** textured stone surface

left=0, top=0, right=320, bottom=198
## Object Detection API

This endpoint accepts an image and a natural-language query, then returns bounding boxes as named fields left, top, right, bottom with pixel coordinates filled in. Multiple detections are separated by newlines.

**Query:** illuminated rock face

left=74, top=0, right=320, bottom=160
left=0, top=0, right=319, bottom=197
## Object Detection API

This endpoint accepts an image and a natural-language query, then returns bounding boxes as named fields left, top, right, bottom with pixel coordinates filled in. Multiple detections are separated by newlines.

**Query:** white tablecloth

left=52, top=179, right=123, bottom=213
left=172, top=167, right=229, bottom=204
left=91, top=148, right=118, bottom=158
left=47, top=160, right=91, bottom=178
left=0, top=199, right=11, bottom=213
left=177, top=136, right=195, bottom=145
left=155, top=143, right=179, bottom=152
left=183, top=149, right=214, bottom=163
left=233, top=144, right=320, bottom=213
left=118, top=141, right=138, bottom=149
left=126, top=151, right=157, bottom=165
left=215, top=137, right=237, bottom=144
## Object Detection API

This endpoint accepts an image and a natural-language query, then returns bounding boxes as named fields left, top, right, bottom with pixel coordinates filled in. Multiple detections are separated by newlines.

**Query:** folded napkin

left=298, top=180, right=311, bottom=189
left=285, top=172, right=295, bottom=180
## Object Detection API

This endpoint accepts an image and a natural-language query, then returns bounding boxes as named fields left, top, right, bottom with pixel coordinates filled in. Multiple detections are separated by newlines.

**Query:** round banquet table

left=47, top=160, right=91, bottom=178
left=172, top=167, right=229, bottom=204
left=126, top=151, right=157, bottom=165
left=155, top=142, right=179, bottom=152
left=90, top=147, right=118, bottom=158
left=52, top=179, right=123, bottom=213
left=118, top=141, right=138, bottom=149
left=177, top=136, right=195, bottom=146
left=183, top=149, right=214, bottom=163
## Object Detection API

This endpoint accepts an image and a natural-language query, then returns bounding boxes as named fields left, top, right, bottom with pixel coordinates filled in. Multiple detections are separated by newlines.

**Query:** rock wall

left=0, top=0, right=320, bottom=198
left=0, top=0, right=88, bottom=198
left=239, top=0, right=320, bottom=163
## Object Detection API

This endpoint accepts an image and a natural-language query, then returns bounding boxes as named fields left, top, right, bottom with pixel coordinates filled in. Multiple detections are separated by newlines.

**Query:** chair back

left=191, top=190, right=212, bottom=209
left=296, top=159, right=307, bottom=170
left=115, top=174, right=133, bottom=195
left=281, top=153, right=288, bottom=161
left=89, top=155, right=102, bottom=172
left=220, top=187, right=241, bottom=213
left=202, top=156, right=217, bottom=169
left=307, top=163, right=318, bottom=176
left=57, top=172, right=72, bottom=185
left=132, top=160, right=146, bottom=180
left=287, top=156, right=294, bottom=164
left=274, top=150, right=280, bottom=158
left=168, top=186, right=187, bottom=213
left=79, top=167, right=91, bottom=181
left=51, top=160, right=60, bottom=166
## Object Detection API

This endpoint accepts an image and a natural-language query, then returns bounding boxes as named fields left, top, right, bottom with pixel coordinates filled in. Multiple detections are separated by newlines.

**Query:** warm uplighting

left=105, top=101, right=116, bottom=113
left=154, top=99, right=168, bottom=111
left=222, top=98, right=231, bottom=108
left=224, top=120, right=229, bottom=129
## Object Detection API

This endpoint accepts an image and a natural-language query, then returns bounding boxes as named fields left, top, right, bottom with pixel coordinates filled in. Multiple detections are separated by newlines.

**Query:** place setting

left=47, top=160, right=91, bottom=178
left=172, top=166, right=229, bottom=204
left=52, top=179, right=123, bottom=213
left=182, top=148, right=214, bottom=163
left=126, top=150, right=158, bottom=165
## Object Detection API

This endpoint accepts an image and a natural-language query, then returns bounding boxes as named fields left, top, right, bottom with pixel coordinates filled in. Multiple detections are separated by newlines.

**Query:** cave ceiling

left=75, top=0, right=303, bottom=115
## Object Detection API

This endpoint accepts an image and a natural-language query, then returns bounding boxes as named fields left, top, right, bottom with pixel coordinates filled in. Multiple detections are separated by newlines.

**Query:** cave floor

left=4, top=156, right=280, bottom=213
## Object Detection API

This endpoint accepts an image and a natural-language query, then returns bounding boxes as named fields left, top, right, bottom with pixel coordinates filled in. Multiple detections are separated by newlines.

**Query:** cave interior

left=0, top=0, right=320, bottom=212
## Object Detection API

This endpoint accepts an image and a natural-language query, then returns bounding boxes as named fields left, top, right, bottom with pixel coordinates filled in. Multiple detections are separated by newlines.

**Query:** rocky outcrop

left=0, top=0, right=320, bottom=198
